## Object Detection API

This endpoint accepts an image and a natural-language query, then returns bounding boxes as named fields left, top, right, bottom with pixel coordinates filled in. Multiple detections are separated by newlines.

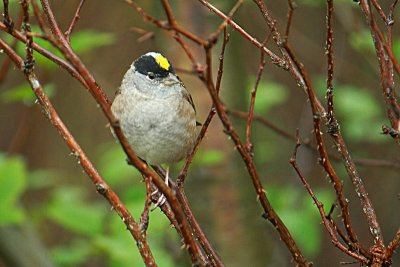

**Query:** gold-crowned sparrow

left=111, top=52, right=198, bottom=189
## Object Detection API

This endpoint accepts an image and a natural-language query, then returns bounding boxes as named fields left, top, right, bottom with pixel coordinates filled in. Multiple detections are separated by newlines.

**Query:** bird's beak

left=164, top=73, right=181, bottom=86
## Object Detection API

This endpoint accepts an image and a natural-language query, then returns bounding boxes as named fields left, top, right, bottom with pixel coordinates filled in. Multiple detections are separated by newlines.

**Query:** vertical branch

left=245, top=36, right=268, bottom=154
left=21, top=0, right=35, bottom=72
left=325, top=0, right=335, bottom=126
left=324, top=2, right=368, bottom=255
left=290, top=130, right=368, bottom=263
left=2, top=0, right=14, bottom=31
left=202, top=41, right=311, bottom=267
left=359, top=0, right=400, bottom=140
left=253, top=0, right=361, bottom=248
left=65, top=0, right=86, bottom=41
left=385, top=228, right=400, bottom=260
left=284, top=0, right=296, bottom=42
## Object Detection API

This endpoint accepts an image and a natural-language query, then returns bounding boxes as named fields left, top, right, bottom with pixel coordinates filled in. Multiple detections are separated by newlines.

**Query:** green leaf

left=268, top=186, right=334, bottom=257
left=46, top=187, right=105, bottom=236
left=335, top=85, right=385, bottom=141
left=1, top=83, right=56, bottom=105
left=97, top=142, right=141, bottom=186
left=71, top=30, right=115, bottom=55
left=247, top=79, right=289, bottom=114
left=27, top=169, right=59, bottom=189
left=195, top=149, right=225, bottom=166
left=0, top=155, right=27, bottom=225
left=51, top=240, right=91, bottom=266
left=349, top=30, right=375, bottom=54
left=95, top=206, right=174, bottom=267
left=392, top=38, right=400, bottom=59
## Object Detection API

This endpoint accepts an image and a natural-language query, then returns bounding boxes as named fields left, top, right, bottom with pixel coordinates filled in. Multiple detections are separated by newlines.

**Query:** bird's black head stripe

left=134, top=54, right=174, bottom=79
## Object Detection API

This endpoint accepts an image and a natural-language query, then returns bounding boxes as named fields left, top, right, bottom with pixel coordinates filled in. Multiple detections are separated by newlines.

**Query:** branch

left=290, top=130, right=368, bottom=263
left=202, top=34, right=311, bottom=267
left=65, top=0, right=86, bottom=42
left=245, top=35, right=268, bottom=154
left=253, top=0, right=361, bottom=250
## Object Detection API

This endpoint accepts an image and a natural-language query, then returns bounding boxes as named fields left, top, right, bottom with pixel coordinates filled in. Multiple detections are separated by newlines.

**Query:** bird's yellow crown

left=154, top=54, right=170, bottom=71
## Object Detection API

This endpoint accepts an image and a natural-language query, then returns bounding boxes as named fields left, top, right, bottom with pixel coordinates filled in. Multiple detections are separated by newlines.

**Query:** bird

left=111, top=52, right=198, bottom=206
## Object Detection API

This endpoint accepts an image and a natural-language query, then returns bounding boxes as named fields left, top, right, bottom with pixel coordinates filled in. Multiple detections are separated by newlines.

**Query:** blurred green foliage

left=349, top=30, right=375, bottom=54
left=246, top=78, right=289, bottom=114
left=334, top=85, right=386, bottom=142
left=268, top=185, right=334, bottom=257
left=1, top=83, right=55, bottom=105
left=314, top=78, right=386, bottom=142
left=0, top=154, right=27, bottom=225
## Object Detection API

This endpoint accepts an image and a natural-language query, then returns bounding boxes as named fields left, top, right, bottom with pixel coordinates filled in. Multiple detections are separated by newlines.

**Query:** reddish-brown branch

left=21, top=0, right=34, bottom=73
left=208, top=0, right=243, bottom=45
left=175, top=184, right=225, bottom=267
left=153, top=166, right=224, bottom=267
left=290, top=130, right=369, bottom=263
left=253, top=0, right=362, bottom=249
left=65, top=0, right=85, bottom=42
left=0, top=21, right=92, bottom=95
left=359, top=0, right=400, bottom=140
left=177, top=107, right=216, bottom=186
left=125, top=0, right=207, bottom=46
left=326, top=0, right=335, bottom=125
left=2, top=0, right=14, bottom=31
left=202, top=37, right=310, bottom=267
left=139, top=177, right=151, bottom=233
left=227, top=108, right=400, bottom=169
left=385, top=228, right=400, bottom=260
left=0, top=38, right=158, bottom=267
left=0, top=38, right=16, bottom=83
left=245, top=36, right=268, bottom=154
left=197, top=0, right=286, bottom=69
left=370, top=0, right=388, bottom=23
left=284, top=0, right=296, bottom=42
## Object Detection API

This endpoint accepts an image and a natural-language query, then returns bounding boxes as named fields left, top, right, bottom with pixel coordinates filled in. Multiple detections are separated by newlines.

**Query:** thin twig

left=284, top=0, right=297, bottom=42
left=227, top=108, right=400, bottom=169
left=208, top=0, right=243, bottom=45
left=245, top=35, right=269, bottom=154
left=385, top=228, right=400, bottom=260
left=197, top=0, right=286, bottom=69
left=21, top=0, right=35, bottom=73
left=125, top=0, right=207, bottom=46
left=253, top=0, right=361, bottom=249
left=202, top=39, right=311, bottom=267
left=2, top=0, right=14, bottom=31
left=289, top=129, right=368, bottom=264
left=65, top=0, right=86, bottom=42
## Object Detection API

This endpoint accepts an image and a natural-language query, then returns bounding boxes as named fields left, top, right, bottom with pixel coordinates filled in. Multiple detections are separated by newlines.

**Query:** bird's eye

left=147, top=73, right=155, bottom=80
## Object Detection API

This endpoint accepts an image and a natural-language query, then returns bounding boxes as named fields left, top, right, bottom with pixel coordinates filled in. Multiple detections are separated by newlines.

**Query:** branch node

left=95, top=182, right=108, bottom=195
left=327, top=119, right=340, bottom=136
left=4, top=17, right=14, bottom=32
left=382, top=124, right=399, bottom=138
left=261, top=212, right=269, bottom=219
left=386, top=15, right=395, bottom=26
left=23, top=58, right=36, bottom=74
